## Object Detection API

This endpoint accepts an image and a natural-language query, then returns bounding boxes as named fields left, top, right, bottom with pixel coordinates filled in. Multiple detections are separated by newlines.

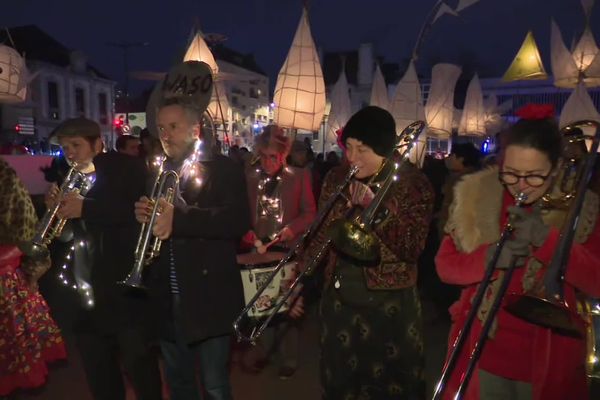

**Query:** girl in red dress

left=0, top=158, right=66, bottom=397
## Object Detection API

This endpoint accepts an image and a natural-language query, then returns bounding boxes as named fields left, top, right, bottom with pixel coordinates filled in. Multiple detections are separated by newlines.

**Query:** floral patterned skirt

left=319, top=284, right=425, bottom=400
left=0, top=268, right=67, bottom=396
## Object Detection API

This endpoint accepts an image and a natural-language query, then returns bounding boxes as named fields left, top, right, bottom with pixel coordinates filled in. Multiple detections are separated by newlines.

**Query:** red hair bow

left=335, top=127, right=345, bottom=149
left=515, top=104, right=555, bottom=120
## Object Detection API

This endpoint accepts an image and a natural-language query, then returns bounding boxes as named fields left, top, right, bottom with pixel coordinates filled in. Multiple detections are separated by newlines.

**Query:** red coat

left=436, top=190, right=600, bottom=400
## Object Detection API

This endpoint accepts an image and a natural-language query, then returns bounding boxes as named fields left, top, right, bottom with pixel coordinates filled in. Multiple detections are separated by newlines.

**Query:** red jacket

left=436, top=189, right=600, bottom=400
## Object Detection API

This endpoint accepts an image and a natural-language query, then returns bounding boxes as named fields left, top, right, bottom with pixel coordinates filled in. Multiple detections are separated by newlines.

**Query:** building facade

left=0, top=26, right=116, bottom=151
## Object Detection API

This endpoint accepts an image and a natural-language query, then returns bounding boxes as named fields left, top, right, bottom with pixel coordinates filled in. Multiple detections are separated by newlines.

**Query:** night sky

left=1, top=0, right=598, bottom=94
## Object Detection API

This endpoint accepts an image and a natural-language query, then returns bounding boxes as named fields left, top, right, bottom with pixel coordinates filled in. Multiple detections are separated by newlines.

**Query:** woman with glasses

left=435, top=104, right=600, bottom=400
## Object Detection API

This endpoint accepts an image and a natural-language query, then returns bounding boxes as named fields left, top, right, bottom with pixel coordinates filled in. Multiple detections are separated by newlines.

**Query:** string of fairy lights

left=55, top=139, right=206, bottom=307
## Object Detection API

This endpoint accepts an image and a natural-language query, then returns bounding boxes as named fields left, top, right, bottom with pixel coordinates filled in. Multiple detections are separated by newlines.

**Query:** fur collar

left=445, top=167, right=503, bottom=253
left=445, top=166, right=599, bottom=254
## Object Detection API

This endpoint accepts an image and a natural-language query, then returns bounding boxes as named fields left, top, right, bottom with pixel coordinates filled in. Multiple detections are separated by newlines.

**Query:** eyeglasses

left=498, top=171, right=551, bottom=187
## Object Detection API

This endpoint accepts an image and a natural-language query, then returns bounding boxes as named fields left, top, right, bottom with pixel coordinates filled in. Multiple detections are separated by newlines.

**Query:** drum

left=237, top=252, right=297, bottom=319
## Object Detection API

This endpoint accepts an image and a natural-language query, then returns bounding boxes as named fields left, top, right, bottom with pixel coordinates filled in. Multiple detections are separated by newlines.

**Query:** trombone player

left=435, top=104, right=600, bottom=399
left=134, top=61, right=250, bottom=400
left=289, top=106, right=434, bottom=399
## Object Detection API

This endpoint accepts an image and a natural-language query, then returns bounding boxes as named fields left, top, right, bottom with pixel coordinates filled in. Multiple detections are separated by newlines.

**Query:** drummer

left=242, top=125, right=317, bottom=379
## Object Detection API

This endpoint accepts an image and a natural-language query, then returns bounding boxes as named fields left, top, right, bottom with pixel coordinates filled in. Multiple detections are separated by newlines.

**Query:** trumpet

left=20, top=164, right=93, bottom=261
left=120, top=158, right=179, bottom=289
left=233, top=120, right=426, bottom=343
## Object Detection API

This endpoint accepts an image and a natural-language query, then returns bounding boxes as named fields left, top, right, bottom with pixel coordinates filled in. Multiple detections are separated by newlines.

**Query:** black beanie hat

left=341, top=106, right=396, bottom=157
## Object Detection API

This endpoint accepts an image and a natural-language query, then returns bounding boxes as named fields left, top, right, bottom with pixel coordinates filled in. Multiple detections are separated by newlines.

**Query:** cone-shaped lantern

left=551, top=17, right=600, bottom=88
left=207, top=81, right=231, bottom=123
left=391, top=61, right=427, bottom=167
left=327, top=68, right=352, bottom=147
left=184, top=30, right=219, bottom=76
left=503, top=31, right=548, bottom=82
left=370, top=64, right=390, bottom=112
left=273, top=8, right=326, bottom=131
left=425, top=63, right=462, bottom=138
left=483, top=93, right=511, bottom=135
left=458, top=74, right=486, bottom=136
left=0, top=44, right=27, bottom=104
left=559, top=82, right=600, bottom=129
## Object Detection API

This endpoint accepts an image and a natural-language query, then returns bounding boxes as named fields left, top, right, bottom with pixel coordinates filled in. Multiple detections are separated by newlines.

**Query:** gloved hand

left=485, top=237, right=530, bottom=269
left=507, top=205, right=551, bottom=247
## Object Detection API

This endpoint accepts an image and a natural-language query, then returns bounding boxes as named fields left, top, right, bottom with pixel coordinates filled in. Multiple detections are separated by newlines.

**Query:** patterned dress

left=307, top=161, right=434, bottom=400
left=0, top=158, right=66, bottom=396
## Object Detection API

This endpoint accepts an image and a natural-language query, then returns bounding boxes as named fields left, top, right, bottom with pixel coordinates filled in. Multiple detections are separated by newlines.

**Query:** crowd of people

left=1, top=99, right=599, bottom=400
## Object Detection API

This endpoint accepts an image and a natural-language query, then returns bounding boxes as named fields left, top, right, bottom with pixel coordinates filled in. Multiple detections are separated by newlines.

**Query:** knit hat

left=50, top=117, right=101, bottom=144
left=341, top=106, right=396, bottom=157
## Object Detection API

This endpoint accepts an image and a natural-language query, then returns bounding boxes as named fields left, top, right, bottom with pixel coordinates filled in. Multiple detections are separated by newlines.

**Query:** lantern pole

left=106, top=41, right=149, bottom=124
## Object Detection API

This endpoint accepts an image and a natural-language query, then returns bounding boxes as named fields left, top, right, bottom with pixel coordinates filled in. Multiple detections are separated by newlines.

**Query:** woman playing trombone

left=291, top=106, right=434, bottom=399
left=435, top=104, right=600, bottom=400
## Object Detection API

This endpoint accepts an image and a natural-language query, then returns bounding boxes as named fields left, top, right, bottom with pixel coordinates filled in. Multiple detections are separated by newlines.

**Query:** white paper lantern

left=391, top=61, right=427, bottom=167
left=326, top=68, right=352, bottom=146
left=551, top=19, right=600, bottom=88
left=184, top=31, right=219, bottom=76
left=0, top=44, right=27, bottom=104
left=273, top=8, right=326, bottom=131
left=370, top=64, right=390, bottom=112
left=458, top=74, right=486, bottom=136
left=425, top=63, right=461, bottom=138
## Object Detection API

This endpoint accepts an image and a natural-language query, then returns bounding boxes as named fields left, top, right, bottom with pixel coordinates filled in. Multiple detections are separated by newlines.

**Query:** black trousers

left=75, top=327, right=162, bottom=400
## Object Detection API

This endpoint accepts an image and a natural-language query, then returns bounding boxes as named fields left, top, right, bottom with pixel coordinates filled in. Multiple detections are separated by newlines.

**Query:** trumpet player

left=48, top=118, right=162, bottom=400
left=435, top=104, right=600, bottom=400
left=290, top=107, right=434, bottom=399
left=134, top=98, right=250, bottom=400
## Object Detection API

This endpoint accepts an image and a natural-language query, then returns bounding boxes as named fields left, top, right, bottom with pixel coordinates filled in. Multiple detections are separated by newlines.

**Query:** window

left=231, top=96, right=239, bottom=106
left=249, top=87, right=259, bottom=99
left=98, top=93, right=108, bottom=125
left=75, top=87, right=86, bottom=116
left=47, top=81, right=60, bottom=120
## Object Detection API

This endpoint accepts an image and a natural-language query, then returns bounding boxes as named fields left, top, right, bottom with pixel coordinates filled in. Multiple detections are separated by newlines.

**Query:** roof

left=0, top=25, right=110, bottom=79
left=211, top=44, right=266, bottom=76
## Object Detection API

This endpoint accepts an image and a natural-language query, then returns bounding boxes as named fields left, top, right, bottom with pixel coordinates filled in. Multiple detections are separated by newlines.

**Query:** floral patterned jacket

left=306, top=160, right=434, bottom=290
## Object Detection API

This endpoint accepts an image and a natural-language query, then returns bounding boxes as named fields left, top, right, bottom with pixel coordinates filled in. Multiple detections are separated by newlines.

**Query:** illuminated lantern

left=559, top=82, right=600, bottom=130
left=273, top=8, right=326, bottom=131
left=458, top=74, right=486, bottom=136
left=183, top=31, right=219, bottom=76
left=391, top=61, right=427, bottom=167
left=502, top=31, right=548, bottom=82
left=326, top=68, right=352, bottom=148
left=0, top=44, right=27, bottom=103
left=551, top=18, right=600, bottom=88
left=370, top=64, right=390, bottom=112
left=425, top=63, right=461, bottom=138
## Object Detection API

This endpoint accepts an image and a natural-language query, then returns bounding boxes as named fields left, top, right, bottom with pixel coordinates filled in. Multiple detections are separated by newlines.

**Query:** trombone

left=432, top=120, right=600, bottom=399
left=233, top=120, right=426, bottom=343
left=120, top=157, right=179, bottom=289
left=20, top=164, right=93, bottom=261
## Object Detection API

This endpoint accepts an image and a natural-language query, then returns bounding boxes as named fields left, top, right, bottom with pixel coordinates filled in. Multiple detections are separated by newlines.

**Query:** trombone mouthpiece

left=515, top=192, right=528, bottom=205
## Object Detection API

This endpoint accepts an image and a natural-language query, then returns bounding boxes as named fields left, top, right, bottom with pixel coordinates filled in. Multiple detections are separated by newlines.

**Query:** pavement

left=13, top=285, right=450, bottom=400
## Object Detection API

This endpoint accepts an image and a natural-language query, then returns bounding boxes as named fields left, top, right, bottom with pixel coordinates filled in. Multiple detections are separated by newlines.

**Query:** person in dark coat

left=135, top=98, right=250, bottom=400
left=53, top=117, right=162, bottom=400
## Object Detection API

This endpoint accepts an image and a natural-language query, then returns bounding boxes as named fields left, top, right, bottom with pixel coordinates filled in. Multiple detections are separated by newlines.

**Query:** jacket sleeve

left=82, top=156, right=147, bottom=226
left=285, top=168, right=317, bottom=237
left=435, top=235, right=490, bottom=286
left=532, top=221, right=600, bottom=298
left=373, top=169, right=434, bottom=263
left=171, top=160, right=250, bottom=240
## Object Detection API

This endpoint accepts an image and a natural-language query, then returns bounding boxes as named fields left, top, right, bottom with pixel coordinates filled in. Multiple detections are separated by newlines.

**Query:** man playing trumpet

left=135, top=95, right=250, bottom=400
